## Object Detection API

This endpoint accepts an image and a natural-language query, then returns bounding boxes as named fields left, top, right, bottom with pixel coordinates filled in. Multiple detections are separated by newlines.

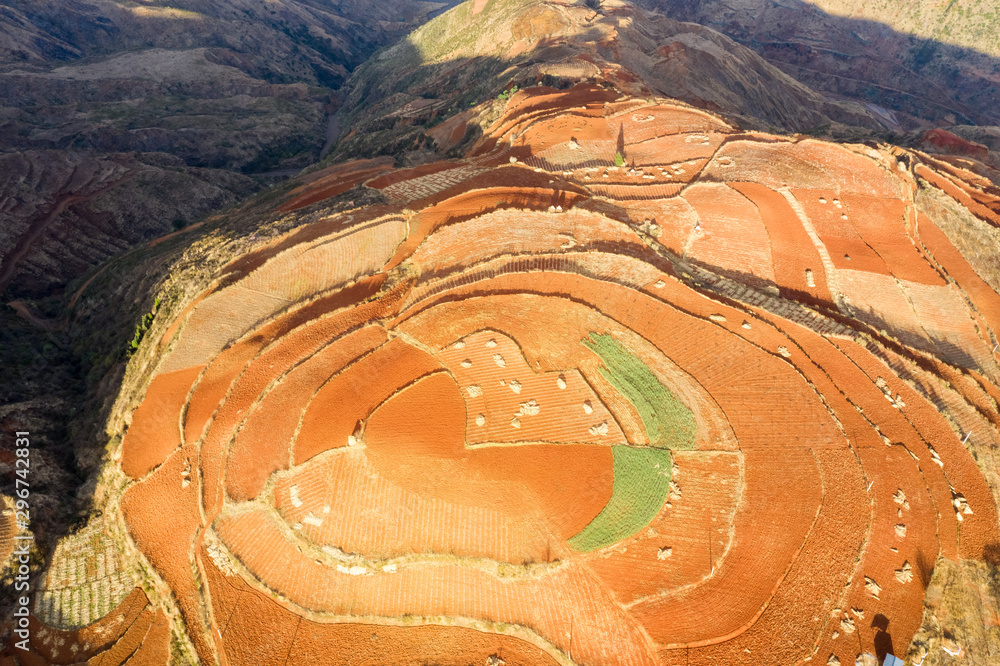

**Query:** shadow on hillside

left=636, top=0, right=1000, bottom=130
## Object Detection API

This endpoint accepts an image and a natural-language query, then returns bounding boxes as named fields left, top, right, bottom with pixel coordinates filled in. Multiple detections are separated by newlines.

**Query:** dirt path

left=0, top=172, right=135, bottom=295
left=7, top=300, right=65, bottom=332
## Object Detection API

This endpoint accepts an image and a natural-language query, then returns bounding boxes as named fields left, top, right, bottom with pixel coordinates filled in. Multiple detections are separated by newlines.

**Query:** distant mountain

left=0, top=0, right=453, bottom=297
left=633, top=0, right=1000, bottom=130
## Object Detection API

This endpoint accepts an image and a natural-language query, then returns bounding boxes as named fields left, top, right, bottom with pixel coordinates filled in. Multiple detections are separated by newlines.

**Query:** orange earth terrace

left=8, top=82, right=1000, bottom=666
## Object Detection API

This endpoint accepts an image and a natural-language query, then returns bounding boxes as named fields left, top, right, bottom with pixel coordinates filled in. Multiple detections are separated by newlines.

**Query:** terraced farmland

left=16, top=72, right=1000, bottom=666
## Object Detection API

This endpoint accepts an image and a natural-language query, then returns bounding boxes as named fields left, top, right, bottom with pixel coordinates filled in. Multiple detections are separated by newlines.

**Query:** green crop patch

left=568, top=446, right=672, bottom=552
left=583, top=333, right=696, bottom=450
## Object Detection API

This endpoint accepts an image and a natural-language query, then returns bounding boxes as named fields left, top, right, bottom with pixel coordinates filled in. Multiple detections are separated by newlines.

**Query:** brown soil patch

left=200, top=543, right=560, bottom=666
left=729, top=181, right=834, bottom=304
left=23, top=587, right=149, bottom=664
left=294, top=336, right=443, bottom=466
left=121, top=444, right=213, bottom=664
left=121, top=365, right=203, bottom=479
left=225, top=325, right=388, bottom=502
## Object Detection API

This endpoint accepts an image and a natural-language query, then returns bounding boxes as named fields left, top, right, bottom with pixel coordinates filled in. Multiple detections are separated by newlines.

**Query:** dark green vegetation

left=584, top=333, right=696, bottom=450
left=568, top=446, right=673, bottom=552
left=126, top=298, right=160, bottom=358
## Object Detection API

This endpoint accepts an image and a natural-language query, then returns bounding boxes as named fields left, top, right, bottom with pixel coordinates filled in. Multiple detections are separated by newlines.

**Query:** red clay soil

left=683, top=183, right=776, bottom=288
left=427, top=111, right=472, bottom=152
left=225, top=325, right=388, bottom=502
left=199, top=544, right=561, bottom=666
left=275, top=450, right=563, bottom=563
left=119, top=610, right=171, bottom=665
left=706, top=139, right=899, bottom=198
left=21, top=587, right=150, bottom=664
left=917, top=211, right=1000, bottom=338
left=916, top=164, right=1000, bottom=228
left=631, top=446, right=823, bottom=645
left=157, top=288, right=211, bottom=350
left=432, top=329, right=626, bottom=445
left=406, top=207, right=646, bottom=279
left=121, top=365, right=203, bottom=479
left=675, top=445, right=868, bottom=665
left=834, top=338, right=1000, bottom=559
left=402, top=163, right=590, bottom=212
left=620, top=132, right=725, bottom=167
left=384, top=184, right=589, bottom=272
left=277, top=160, right=395, bottom=213
left=480, top=85, right=621, bottom=152
left=840, top=194, right=945, bottom=285
left=120, top=444, right=214, bottom=665
left=200, top=295, right=406, bottom=517
left=583, top=450, right=742, bottom=606
left=729, top=181, right=834, bottom=304
left=293, top=336, right=443, bottom=466
left=215, top=509, right=659, bottom=665
left=88, top=608, right=168, bottom=665
left=221, top=205, right=400, bottom=280
left=920, top=129, right=990, bottom=162
left=791, top=188, right=893, bottom=275
left=366, top=161, right=464, bottom=189
left=364, top=370, right=615, bottom=542
left=182, top=274, right=388, bottom=445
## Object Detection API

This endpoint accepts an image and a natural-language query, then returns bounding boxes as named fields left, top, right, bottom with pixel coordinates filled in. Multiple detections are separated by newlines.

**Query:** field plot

left=437, top=329, right=626, bottom=444
left=88, top=85, right=1000, bottom=666
left=729, top=181, right=834, bottom=304
left=683, top=182, right=777, bottom=289
left=582, top=450, right=742, bottom=604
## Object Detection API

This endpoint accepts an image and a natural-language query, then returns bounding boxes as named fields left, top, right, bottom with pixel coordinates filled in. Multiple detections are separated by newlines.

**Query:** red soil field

left=293, top=336, right=443, bottom=466
left=395, top=287, right=736, bottom=454
left=384, top=184, right=589, bottom=271
left=583, top=450, right=742, bottom=605
left=199, top=543, right=561, bottom=666
left=200, top=298, right=409, bottom=517
left=632, top=446, right=823, bottom=645
left=683, top=182, right=777, bottom=288
left=182, top=273, right=389, bottom=445
left=366, top=160, right=464, bottom=189
left=120, top=444, right=214, bottom=665
left=215, top=508, right=659, bottom=665
left=900, top=279, right=995, bottom=370
left=791, top=187, right=893, bottom=276
left=832, top=338, right=1000, bottom=558
left=100, top=82, right=1000, bottom=666
left=916, top=211, right=1000, bottom=340
left=406, top=206, right=647, bottom=279
left=705, top=139, right=899, bottom=198
left=274, top=449, right=564, bottom=563
left=916, top=163, right=1000, bottom=228
left=839, top=194, right=944, bottom=286
left=277, top=158, right=395, bottom=212
left=729, top=181, right=834, bottom=304
left=222, top=204, right=399, bottom=280
left=236, top=218, right=407, bottom=302
left=120, top=365, right=203, bottom=479
left=435, top=329, right=626, bottom=444
left=481, top=85, right=620, bottom=147
left=837, top=269, right=932, bottom=348
left=22, top=588, right=149, bottom=664
left=225, top=325, right=388, bottom=502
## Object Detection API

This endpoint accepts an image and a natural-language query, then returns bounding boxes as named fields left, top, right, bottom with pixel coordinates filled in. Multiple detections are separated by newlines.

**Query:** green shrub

left=614, top=151, right=624, bottom=166
left=126, top=298, right=161, bottom=357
